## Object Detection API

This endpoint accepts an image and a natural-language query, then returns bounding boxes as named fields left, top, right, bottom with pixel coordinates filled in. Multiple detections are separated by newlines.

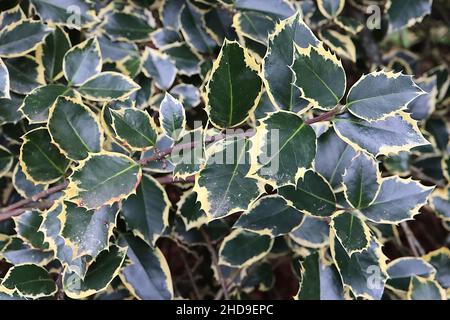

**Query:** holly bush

left=0, top=0, right=449, bottom=301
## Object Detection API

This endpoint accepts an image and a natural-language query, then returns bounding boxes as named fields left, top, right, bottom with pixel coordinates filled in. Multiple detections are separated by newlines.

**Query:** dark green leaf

left=331, top=212, right=371, bottom=255
left=77, top=72, right=140, bottom=101
left=5, top=56, right=45, bottom=95
left=102, top=11, right=153, bottom=42
left=142, top=48, right=176, bottom=90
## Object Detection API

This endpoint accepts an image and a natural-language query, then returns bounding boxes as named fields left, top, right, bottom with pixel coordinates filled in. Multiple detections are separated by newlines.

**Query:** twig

left=180, top=251, right=201, bottom=300
left=305, top=109, right=339, bottom=125
left=214, top=268, right=241, bottom=300
left=201, top=229, right=229, bottom=300
left=156, top=175, right=195, bottom=185
left=400, top=222, right=425, bottom=256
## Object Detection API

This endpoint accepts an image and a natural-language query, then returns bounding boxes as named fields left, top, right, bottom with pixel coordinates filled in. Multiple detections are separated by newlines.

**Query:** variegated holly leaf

left=162, top=42, right=201, bottom=76
left=110, top=107, right=157, bottom=150
left=333, top=112, right=429, bottom=157
left=180, top=2, right=217, bottom=54
left=290, top=214, right=329, bottom=249
left=142, top=47, right=177, bottom=90
left=60, top=202, right=118, bottom=259
left=0, top=93, right=23, bottom=125
left=234, top=195, right=304, bottom=237
left=430, top=189, right=450, bottom=221
left=19, top=84, right=77, bottom=123
left=0, top=145, right=13, bottom=178
left=205, top=40, right=262, bottom=129
left=233, top=11, right=275, bottom=45
left=319, top=29, right=356, bottom=62
left=295, top=252, right=344, bottom=300
left=408, top=76, right=437, bottom=121
left=63, top=37, right=101, bottom=86
left=48, top=96, right=103, bottom=160
left=0, top=57, right=9, bottom=99
left=386, top=257, right=436, bottom=293
left=343, top=153, right=380, bottom=209
left=0, top=20, right=52, bottom=58
left=176, top=191, right=208, bottom=231
left=358, top=176, right=433, bottom=224
left=423, top=248, right=450, bottom=289
left=5, top=56, right=45, bottom=95
left=279, top=170, right=336, bottom=217
left=161, top=0, right=184, bottom=29
left=249, top=111, right=316, bottom=187
left=218, top=229, right=274, bottom=268
left=66, top=152, right=141, bottom=210
left=102, top=12, right=153, bottom=42
left=119, top=234, right=173, bottom=300
left=346, top=71, right=425, bottom=121
left=331, top=235, right=388, bottom=300
left=19, top=128, right=69, bottom=184
left=386, top=0, right=433, bottom=32
left=315, top=127, right=357, bottom=189
left=172, top=127, right=205, bottom=179
left=193, top=138, right=261, bottom=220
left=151, top=28, right=182, bottom=48
left=13, top=210, right=48, bottom=250
left=29, top=0, right=98, bottom=28
left=334, top=16, right=364, bottom=35
left=263, top=12, right=318, bottom=112
left=317, top=0, right=345, bottom=19
left=77, top=72, right=140, bottom=101
left=234, top=0, right=295, bottom=18
left=159, top=93, right=186, bottom=141
left=407, top=276, right=446, bottom=300
left=0, top=237, right=53, bottom=267
left=292, top=44, right=346, bottom=110
left=36, top=26, right=71, bottom=82
left=0, top=5, right=25, bottom=30
left=331, top=212, right=371, bottom=256
left=121, top=175, right=170, bottom=247
left=12, top=163, right=47, bottom=198
left=1, top=264, right=57, bottom=299
left=170, top=83, right=201, bottom=108
left=63, top=245, right=126, bottom=299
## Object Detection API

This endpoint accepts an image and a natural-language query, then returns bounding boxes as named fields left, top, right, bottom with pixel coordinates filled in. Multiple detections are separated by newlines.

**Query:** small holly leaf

left=0, top=5, right=25, bottom=30
left=423, top=248, right=450, bottom=289
left=0, top=237, right=53, bottom=267
left=263, top=12, right=318, bottom=112
left=218, top=229, right=274, bottom=268
left=330, top=212, right=371, bottom=255
left=29, top=0, right=98, bottom=28
left=0, top=20, right=52, bottom=58
left=386, top=0, right=432, bottom=32
left=170, top=83, right=201, bottom=108
left=172, top=127, right=205, bottom=179
left=334, top=16, right=364, bottom=35
left=1, top=264, right=57, bottom=299
left=234, top=0, right=295, bottom=18
left=110, top=108, right=157, bottom=150
left=63, top=245, right=126, bottom=299
left=60, top=202, right=118, bottom=259
left=19, top=128, right=69, bottom=184
left=0, top=57, right=10, bottom=99
left=66, top=152, right=142, bottom=210
left=36, top=26, right=71, bottom=82
left=176, top=191, right=208, bottom=231
left=241, top=262, right=275, bottom=292
left=0, top=145, right=13, bottom=178
left=161, top=0, right=184, bottom=29
left=279, top=170, right=336, bottom=217
left=151, top=28, right=182, bottom=48
left=162, top=42, right=201, bottom=76
left=12, top=163, right=47, bottom=198
left=331, top=235, right=388, bottom=300
left=180, top=2, right=216, bottom=54
left=386, top=257, right=436, bottom=293
left=0, top=93, right=23, bottom=125
left=317, top=0, right=345, bottom=19
left=346, top=71, right=425, bottom=121
left=319, top=29, right=356, bottom=62
left=159, top=93, right=186, bottom=141
left=102, top=12, right=153, bottom=42
left=333, top=112, right=429, bottom=157
left=343, top=153, right=381, bottom=209
left=233, top=11, right=275, bottom=45
left=142, top=47, right=177, bottom=90
left=430, top=189, right=450, bottom=221
left=249, top=111, right=316, bottom=187
left=408, top=76, right=437, bottom=121
left=77, top=72, right=140, bottom=101
left=48, top=96, right=103, bottom=160
left=295, top=252, right=344, bottom=300
left=194, top=138, right=261, bottom=220
left=13, top=210, right=48, bottom=250
left=63, top=37, right=102, bottom=86
left=98, top=35, right=139, bottom=63
left=292, top=44, right=346, bottom=110
left=290, top=216, right=330, bottom=248
left=119, top=234, right=173, bottom=300
left=5, top=56, right=45, bottom=95
left=234, top=195, right=304, bottom=237
left=358, top=176, right=433, bottom=223
left=19, top=84, right=77, bottom=124
left=121, top=175, right=171, bottom=247
left=205, top=39, right=262, bottom=129
left=407, top=276, right=446, bottom=300
left=315, top=127, right=357, bottom=189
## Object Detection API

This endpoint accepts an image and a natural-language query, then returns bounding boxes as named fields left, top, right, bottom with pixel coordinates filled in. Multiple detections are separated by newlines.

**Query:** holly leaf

left=218, top=229, right=274, bottom=268
left=407, top=276, right=446, bottom=300
left=159, top=93, right=186, bottom=141
left=142, top=47, right=177, bottom=90
left=0, top=145, right=13, bottom=179
left=331, top=212, right=371, bottom=255
left=319, top=29, right=356, bottom=62
left=13, top=210, right=48, bottom=250
left=63, top=37, right=102, bottom=86
left=234, top=195, right=304, bottom=237
left=5, top=56, right=45, bottom=95
left=48, top=96, right=103, bottom=160
left=346, top=71, right=425, bottom=121
left=162, top=42, right=201, bottom=76
left=176, top=191, right=208, bottom=231
left=19, top=128, right=69, bottom=184
left=430, top=189, right=450, bottom=221
left=66, top=152, right=142, bottom=210
left=0, top=57, right=10, bottom=99
left=205, top=39, right=262, bottom=129
left=386, top=257, right=436, bottom=293
left=386, top=0, right=433, bottom=32
left=102, top=12, right=153, bottom=42
left=77, top=72, right=140, bottom=101
left=12, top=163, right=47, bottom=198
